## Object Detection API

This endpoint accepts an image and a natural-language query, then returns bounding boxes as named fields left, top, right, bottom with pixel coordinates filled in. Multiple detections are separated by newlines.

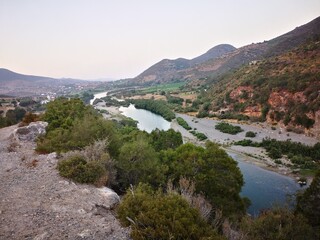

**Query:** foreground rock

left=0, top=124, right=130, bottom=240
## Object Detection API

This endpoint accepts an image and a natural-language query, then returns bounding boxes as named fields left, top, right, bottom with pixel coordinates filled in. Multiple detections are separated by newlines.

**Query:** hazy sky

left=1, top=1, right=320, bottom=80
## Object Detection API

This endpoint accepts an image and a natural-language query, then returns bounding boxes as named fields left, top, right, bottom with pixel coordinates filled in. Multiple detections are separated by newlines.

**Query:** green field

left=141, top=82, right=185, bottom=93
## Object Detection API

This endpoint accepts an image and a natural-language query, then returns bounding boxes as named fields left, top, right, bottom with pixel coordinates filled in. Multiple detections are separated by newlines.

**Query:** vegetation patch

left=176, top=117, right=191, bottom=130
left=215, top=122, right=244, bottom=135
left=189, top=130, right=208, bottom=141
left=234, top=138, right=320, bottom=171
left=245, top=131, right=256, bottom=138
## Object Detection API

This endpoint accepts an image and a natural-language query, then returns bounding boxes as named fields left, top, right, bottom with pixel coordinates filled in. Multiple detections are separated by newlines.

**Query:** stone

left=12, top=121, right=48, bottom=142
left=98, top=187, right=120, bottom=208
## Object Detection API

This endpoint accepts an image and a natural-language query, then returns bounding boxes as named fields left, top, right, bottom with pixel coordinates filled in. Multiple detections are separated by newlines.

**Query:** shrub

left=58, top=140, right=116, bottom=187
left=189, top=130, right=208, bottom=141
left=176, top=117, right=191, bottom=130
left=241, top=208, right=315, bottom=240
left=19, top=112, right=41, bottom=126
left=245, top=131, right=256, bottom=138
left=215, top=122, right=244, bottom=135
left=117, top=183, right=223, bottom=240
left=58, top=155, right=107, bottom=186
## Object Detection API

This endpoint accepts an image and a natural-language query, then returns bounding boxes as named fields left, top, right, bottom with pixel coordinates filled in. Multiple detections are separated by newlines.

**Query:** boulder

left=12, top=121, right=48, bottom=142
left=97, top=187, right=120, bottom=209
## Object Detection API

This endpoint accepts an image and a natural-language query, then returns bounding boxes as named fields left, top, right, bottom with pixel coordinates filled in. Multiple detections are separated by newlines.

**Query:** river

left=118, top=103, right=305, bottom=216
left=90, top=91, right=108, bottom=105
left=119, top=104, right=171, bottom=133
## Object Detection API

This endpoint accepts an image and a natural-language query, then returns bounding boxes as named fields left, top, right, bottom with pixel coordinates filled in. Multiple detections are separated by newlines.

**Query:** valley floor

left=96, top=103, right=318, bottom=181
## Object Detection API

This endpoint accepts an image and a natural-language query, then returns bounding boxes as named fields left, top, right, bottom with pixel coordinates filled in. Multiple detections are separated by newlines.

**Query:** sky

left=0, top=1, right=320, bottom=80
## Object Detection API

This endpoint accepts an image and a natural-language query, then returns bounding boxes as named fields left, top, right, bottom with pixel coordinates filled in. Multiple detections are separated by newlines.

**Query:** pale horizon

left=1, top=0, right=320, bottom=80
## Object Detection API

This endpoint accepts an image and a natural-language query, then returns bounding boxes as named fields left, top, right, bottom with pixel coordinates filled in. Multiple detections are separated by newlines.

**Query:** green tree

left=116, top=137, right=167, bottom=191
left=160, top=142, right=246, bottom=217
left=150, top=129, right=183, bottom=151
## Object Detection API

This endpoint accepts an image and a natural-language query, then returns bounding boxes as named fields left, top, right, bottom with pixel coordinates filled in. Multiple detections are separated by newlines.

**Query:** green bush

left=245, top=131, right=256, bottom=138
left=176, top=117, right=191, bottom=130
left=58, top=155, right=107, bottom=186
left=241, top=208, right=315, bottom=240
left=189, top=130, right=208, bottom=141
left=117, top=183, right=223, bottom=240
left=215, top=122, right=244, bottom=135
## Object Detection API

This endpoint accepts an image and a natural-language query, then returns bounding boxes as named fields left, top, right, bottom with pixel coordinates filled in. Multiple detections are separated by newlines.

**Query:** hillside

left=130, top=16, right=320, bottom=86
left=0, top=68, right=88, bottom=96
left=202, top=39, right=320, bottom=138
left=132, top=44, right=236, bottom=84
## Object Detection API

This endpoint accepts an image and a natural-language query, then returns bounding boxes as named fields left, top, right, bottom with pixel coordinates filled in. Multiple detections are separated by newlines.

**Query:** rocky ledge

left=0, top=123, right=130, bottom=240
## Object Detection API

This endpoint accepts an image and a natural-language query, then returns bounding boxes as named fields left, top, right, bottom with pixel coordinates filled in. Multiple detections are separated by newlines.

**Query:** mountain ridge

left=133, top=44, right=236, bottom=84
left=130, top=16, right=320, bottom=85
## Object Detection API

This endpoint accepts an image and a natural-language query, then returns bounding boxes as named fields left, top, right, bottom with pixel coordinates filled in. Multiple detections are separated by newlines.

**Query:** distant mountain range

left=0, top=68, right=91, bottom=96
left=0, top=68, right=85, bottom=85
left=129, top=16, right=320, bottom=85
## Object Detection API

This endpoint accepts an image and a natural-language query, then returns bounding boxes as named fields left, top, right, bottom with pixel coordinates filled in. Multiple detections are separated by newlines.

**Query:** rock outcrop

left=12, top=121, right=48, bottom=142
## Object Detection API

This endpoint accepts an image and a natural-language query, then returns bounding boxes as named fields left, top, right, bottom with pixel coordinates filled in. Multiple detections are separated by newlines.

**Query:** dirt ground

left=0, top=124, right=130, bottom=240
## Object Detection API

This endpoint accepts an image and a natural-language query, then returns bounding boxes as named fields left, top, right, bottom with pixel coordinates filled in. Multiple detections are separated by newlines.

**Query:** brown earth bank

left=0, top=124, right=130, bottom=240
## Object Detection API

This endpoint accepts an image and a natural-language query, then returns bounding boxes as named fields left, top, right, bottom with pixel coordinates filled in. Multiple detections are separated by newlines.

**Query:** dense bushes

left=0, top=107, right=26, bottom=128
left=215, top=122, right=243, bottom=135
left=130, top=99, right=175, bottom=121
left=36, top=98, right=119, bottom=154
left=190, top=130, right=208, bottom=141
left=234, top=138, right=320, bottom=170
left=241, top=208, right=316, bottom=240
left=245, top=131, right=256, bottom=138
left=176, top=116, right=191, bottom=130
left=117, top=183, right=224, bottom=240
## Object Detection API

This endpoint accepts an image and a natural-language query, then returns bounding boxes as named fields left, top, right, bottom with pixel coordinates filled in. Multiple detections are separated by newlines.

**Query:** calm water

left=118, top=103, right=304, bottom=215
left=228, top=152, right=304, bottom=216
left=119, top=104, right=171, bottom=133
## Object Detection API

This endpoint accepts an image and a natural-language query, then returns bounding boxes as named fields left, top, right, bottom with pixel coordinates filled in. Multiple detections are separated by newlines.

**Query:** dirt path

left=0, top=125, right=129, bottom=240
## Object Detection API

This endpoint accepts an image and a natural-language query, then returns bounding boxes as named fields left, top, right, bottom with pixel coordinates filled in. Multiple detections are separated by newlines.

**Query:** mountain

left=132, top=44, right=236, bottom=84
left=0, top=68, right=87, bottom=96
left=130, top=16, right=320, bottom=85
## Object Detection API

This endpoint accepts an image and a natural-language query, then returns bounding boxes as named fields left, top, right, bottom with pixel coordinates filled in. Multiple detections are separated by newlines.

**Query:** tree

left=160, top=142, right=246, bottom=217
left=150, top=129, right=183, bottom=151
left=116, top=137, right=167, bottom=191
